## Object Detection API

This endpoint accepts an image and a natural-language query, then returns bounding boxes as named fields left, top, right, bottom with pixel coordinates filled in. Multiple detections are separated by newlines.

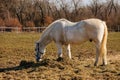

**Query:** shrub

left=5, top=18, right=22, bottom=27
left=44, top=16, right=53, bottom=26
left=25, top=21, right=35, bottom=27
left=0, top=18, right=5, bottom=27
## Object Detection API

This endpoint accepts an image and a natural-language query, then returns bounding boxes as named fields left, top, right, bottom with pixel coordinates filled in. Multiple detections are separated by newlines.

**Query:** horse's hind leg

left=94, top=43, right=100, bottom=66
left=94, top=40, right=103, bottom=66
left=94, top=41, right=107, bottom=66
left=66, top=44, right=71, bottom=59
left=101, top=44, right=107, bottom=66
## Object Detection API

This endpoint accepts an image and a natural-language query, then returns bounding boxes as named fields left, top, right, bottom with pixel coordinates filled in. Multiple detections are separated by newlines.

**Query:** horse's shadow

left=0, top=59, right=49, bottom=72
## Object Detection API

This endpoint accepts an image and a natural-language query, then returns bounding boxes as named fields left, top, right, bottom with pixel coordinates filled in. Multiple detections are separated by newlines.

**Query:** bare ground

left=0, top=50, right=120, bottom=80
left=0, top=32, right=120, bottom=80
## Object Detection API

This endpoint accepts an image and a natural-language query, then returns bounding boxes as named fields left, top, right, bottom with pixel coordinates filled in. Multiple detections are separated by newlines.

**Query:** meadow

left=0, top=32, right=120, bottom=80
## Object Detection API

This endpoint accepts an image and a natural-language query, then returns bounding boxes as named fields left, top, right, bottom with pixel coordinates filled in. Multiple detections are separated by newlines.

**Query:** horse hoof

left=36, top=59, right=42, bottom=62
left=39, top=59, right=42, bottom=61
left=57, top=57, right=63, bottom=62
left=101, top=63, right=107, bottom=66
left=94, top=63, right=98, bottom=66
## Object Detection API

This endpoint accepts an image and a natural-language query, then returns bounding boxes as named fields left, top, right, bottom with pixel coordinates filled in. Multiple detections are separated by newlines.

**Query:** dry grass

left=0, top=32, right=120, bottom=80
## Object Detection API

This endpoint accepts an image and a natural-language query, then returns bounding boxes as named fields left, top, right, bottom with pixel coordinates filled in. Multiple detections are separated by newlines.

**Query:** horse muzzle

left=36, top=54, right=43, bottom=62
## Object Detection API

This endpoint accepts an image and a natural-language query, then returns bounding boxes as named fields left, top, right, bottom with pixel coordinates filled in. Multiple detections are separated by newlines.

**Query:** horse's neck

left=39, top=34, right=51, bottom=48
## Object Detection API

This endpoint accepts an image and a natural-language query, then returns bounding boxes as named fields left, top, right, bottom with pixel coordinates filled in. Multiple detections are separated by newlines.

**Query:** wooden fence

left=108, top=25, right=120, bottom=32
left=0, top=27, right=46, bottom=32
left=0, top=25, right=120, bottom=32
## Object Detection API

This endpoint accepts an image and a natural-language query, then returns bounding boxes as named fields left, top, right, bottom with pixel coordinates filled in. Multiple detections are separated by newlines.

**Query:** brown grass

left=0, top=32, right=120, bottom=80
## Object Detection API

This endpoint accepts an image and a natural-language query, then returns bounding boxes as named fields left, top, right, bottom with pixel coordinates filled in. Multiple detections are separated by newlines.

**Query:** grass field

left=0, top=32, right=120, bottom=80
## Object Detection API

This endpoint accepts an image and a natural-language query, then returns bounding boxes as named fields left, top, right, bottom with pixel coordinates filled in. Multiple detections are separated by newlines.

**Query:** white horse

left=35, top=18, right=108, bottom=66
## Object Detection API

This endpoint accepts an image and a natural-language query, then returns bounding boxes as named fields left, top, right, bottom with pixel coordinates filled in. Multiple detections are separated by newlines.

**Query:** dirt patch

left=0, top=32, right=120, bottom=80
left=0, top=53, right=120, bottom=80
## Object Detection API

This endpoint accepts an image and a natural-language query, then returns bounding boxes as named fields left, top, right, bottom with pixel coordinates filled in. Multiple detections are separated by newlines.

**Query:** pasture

left=0, top=32, right=120, bottom=80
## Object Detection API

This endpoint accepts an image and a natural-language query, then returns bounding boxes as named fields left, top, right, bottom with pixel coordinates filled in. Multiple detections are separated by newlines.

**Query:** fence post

left=118, top=25, right=120, bottom=32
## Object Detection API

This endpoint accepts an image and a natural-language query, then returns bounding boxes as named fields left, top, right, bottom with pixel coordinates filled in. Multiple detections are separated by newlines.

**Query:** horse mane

left=39, top=19, right=67, bottom=42
left=42, top=18, right=66, bottom=34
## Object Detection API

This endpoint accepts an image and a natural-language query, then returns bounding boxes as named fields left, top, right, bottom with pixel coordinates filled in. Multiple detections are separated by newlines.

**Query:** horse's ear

left=35, top=42, right=40, bottom=47
left=35, top=41, right=39, bottom=44
left=35, top=42, right=37, bottom=44
left=35, top=42, right=38, bottom=47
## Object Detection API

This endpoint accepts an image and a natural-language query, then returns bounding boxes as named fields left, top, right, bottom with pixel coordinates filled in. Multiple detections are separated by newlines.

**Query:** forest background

left=0, top=0, right=120, bottom=30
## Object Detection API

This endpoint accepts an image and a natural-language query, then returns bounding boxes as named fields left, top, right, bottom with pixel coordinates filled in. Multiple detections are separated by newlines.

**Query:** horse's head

left=35, top=42, right=45, bottom=62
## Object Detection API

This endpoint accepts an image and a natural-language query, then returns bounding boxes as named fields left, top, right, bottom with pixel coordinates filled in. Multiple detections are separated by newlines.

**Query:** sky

left=80, top=0, right=92, bottom=6
left=50, top=0, right=120, bottom=6
left=77, top=0, right=120, bottom=5
left=49, top=0, right=120, bottom=11
left=72, top=0, right=107, bottom=6
left=50, top=0, right=107, bottom=7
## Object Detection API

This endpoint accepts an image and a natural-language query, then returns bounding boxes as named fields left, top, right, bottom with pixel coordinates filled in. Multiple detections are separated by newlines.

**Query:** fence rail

left=0, top=27, right=46, bottom=32
left=0, top=26, right=120, bottom=32
left=108, top=25, right=120, bottom=32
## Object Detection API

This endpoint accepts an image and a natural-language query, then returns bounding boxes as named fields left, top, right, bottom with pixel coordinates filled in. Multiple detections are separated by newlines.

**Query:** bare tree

left=89, top=0, right=103, bottom=17
left=55, top=0, right=70, bottom=19
left=107, top=0, right=117, bottom=16
left=72, top=0, right=81, bottom=15
left=0, top=0, right=120, bottom=29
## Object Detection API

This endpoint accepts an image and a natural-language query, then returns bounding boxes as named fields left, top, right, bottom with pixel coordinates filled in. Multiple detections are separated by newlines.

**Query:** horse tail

left=101, top=21, right=108, bottom=47
left=100, top=21, right=108, bottom=64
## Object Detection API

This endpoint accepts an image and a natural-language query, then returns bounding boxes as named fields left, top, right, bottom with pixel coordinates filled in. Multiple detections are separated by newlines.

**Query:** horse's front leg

left=56, top=43, right=63, bottom=58
left=66, top=44, right=71, bottom=59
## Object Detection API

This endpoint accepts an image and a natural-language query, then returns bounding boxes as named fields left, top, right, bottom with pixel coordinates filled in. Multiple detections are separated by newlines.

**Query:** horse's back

left=83, top=18, right=104, bottom=27
left=46, top=18, right=106, bottom=44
